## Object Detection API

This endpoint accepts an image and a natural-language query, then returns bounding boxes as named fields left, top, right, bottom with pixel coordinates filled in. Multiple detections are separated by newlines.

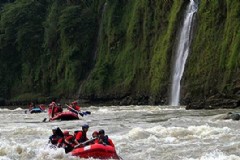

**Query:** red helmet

left=92, top=131, right=99, bottom=135
left=63, top=131, right=69, bottom=136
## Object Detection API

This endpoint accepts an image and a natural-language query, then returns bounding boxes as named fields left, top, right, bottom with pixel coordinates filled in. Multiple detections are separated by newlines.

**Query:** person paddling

left=97, top=129, right=115, bottom=148
left=29, top=102, right=36, bottom=111
left=49, top=126, right=63, bottom=145
left=75, top=124, right=89, bottom=144
left=89, top=131, right=99, bottom=144
left=67, top=101, right=81, bottom=114
left=57, top=131, right=79, bottom=153
left=48, top=102, right=62, bottom=118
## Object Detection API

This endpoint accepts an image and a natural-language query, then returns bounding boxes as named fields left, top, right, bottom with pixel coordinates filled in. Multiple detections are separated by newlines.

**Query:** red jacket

left=75, top=131, right=88, bottom=143
left=48, top=105, right=62, bottom=118
left=68, top=105, right=80, bottom=111
left=58, top=135, right=77, bottom=148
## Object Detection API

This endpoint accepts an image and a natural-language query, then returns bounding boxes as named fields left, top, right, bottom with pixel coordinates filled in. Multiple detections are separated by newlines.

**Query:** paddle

left=65, top=104, right=91, bottom=117
left=42, top=118, right=48, bottom=122
left=74, top=137, right=97, bottom=149
left=51, top=104, right=54, bottom=119
left=42, top=105, right=53, bottom=122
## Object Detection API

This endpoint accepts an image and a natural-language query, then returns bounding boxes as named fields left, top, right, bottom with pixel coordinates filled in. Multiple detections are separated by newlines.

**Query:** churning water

left=1, top=105, right=240, bottom=160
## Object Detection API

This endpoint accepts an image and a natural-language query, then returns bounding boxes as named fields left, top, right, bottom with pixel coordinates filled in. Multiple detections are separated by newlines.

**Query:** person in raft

left=67, top=101, right=81, bottom=114
left=75, top=124, right=89, bottom=144
left=89, top=131, right=99, bottom=144
left=92, top=131, right=99, bottom=139
left=57, top=130, right=79, bottom=153
left=96, top=129, right=115, bottom=148
left=49, top=126, right=63, bottom=146
left=48, top=101, right=62, bottom=118
left=29, top=102, right=37, bottom=110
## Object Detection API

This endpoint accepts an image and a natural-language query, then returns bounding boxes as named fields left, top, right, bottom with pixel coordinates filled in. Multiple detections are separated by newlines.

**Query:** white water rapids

left=1, top=105, right=240, bottom=160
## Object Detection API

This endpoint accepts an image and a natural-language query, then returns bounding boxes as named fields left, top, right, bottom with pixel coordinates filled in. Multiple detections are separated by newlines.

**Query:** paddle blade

left=42, top=118, right=47, bottom=122
left=85, top=111, right=91, bottom=115
left=79, top=112, right=84, bottom=117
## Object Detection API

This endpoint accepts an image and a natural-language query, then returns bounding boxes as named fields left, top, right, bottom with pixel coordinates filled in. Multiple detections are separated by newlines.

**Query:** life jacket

left=39, top=104, right=46, bottom=111
left=58, top=135, right=76, bottom=146
left=74, top=105, right=81, bottom=111
left=48, top=107, right=52, bottom=116
left=65, top=135, right=76, bottom=146
left=63, top=135, right=76, bottom=153
left=100, top=135, right=110, bottom=145
left=49, top=106, right=62, bottom=118
left=74, top=130, right=88, bottom=143
left=54, top=106, right=62, bottom=113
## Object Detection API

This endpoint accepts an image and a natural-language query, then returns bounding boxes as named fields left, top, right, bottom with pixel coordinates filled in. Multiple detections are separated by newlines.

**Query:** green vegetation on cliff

left=0, top=0, right=47, bottom=99
left=0, top=0, right=186, bottom=103
left=0, top=0, right=99, bottom=100
left=81, top=0, right=185, bottom=103
left=0, top=0, right=239, bottom=105
left=184, top=0, right=240, bottom=101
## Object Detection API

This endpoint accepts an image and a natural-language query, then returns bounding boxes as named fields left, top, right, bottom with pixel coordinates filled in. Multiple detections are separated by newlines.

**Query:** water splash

left=170, top=0, right=198, bottom=106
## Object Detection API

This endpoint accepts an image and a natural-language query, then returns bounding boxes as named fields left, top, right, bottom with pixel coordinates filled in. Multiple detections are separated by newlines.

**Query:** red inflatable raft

left=71, top=143, right=120, bottom=159
left=50, top=111, right=79, bottom=121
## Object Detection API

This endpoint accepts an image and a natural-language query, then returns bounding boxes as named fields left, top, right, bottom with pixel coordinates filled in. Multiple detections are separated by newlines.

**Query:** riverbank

left=1, top=93, right=239, bottom=110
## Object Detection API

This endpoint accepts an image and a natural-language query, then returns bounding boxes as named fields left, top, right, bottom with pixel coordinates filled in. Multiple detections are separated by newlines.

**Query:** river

left=0, top=105, right=240, bottom=160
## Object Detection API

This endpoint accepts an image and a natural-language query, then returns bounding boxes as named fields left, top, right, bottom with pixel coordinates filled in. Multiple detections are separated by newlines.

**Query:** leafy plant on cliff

left=0, top=0, right=47, bottom=98
left=184, top=0, right=240, bottom=99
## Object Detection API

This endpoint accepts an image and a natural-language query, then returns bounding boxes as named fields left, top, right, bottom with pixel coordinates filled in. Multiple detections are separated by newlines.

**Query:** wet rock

left=186, top=101, right=208, bottom=110
left=186, top=93, right=240, bottom=110
left=228, top=112, right=240, bottom=121
left=0, top=98, right=5, bottom=106
left=212, top=112, right=240, bottom=121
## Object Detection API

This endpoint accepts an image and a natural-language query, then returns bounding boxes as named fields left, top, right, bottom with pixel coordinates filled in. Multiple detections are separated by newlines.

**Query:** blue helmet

left=82, top=124, right=89, bottom=130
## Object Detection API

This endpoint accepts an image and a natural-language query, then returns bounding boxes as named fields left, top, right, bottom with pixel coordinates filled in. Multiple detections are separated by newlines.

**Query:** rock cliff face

left=184, top=0, right=240, bottom=109
left=0, top=0, right=239, bottom=108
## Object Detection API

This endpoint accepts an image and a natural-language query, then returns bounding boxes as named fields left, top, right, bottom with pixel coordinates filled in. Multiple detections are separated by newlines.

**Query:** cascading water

left=170, top=0, right=198, bottom=106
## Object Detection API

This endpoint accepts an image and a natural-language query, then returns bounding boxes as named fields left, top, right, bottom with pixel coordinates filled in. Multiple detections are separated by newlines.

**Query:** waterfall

left=170, top=0, right=198, bottom=106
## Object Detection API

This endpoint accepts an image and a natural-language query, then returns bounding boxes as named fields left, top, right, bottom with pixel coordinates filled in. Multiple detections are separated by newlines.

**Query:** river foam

left=0, top=105, right=240, bottom=160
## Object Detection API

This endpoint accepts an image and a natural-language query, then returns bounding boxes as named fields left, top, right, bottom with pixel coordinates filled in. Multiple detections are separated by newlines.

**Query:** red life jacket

left=74, top=130, right=88, bottom=143
left=39, top=104, right=46, bottom=111
left=58, top=135, right=76, bottom=147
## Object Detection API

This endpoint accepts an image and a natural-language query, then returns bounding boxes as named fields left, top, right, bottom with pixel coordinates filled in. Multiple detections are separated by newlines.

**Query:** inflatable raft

left=30, top=108, right=43, bottom=113
left=50, top=111, right=79, bottom=121
left=71, top=143, right=120, bottom=159
left=29, top=105, right=46, bottom=114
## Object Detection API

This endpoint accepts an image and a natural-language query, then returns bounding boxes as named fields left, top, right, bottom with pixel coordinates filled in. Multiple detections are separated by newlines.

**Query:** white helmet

left=52, top=126, right=58, bottom=130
